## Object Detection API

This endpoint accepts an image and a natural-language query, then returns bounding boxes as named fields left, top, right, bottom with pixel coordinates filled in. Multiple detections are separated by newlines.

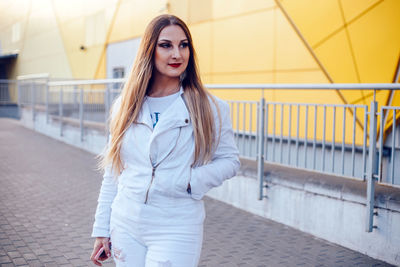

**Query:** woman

left=90, top=14, right=240, bottom=267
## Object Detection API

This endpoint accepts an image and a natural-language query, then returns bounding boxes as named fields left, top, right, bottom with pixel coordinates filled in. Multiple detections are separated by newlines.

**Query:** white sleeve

left=189, top=99, right=240, bottom=200
left=91, top=162, right=118, bottom=237
left=91, top=96, right=121, bottom=237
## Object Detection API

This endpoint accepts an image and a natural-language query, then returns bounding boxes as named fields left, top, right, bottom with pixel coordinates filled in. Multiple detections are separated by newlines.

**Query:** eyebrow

left=158, top=39, right=188, bottom=42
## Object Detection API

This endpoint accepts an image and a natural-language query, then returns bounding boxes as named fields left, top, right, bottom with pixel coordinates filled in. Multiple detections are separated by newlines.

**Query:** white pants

left=109, top=190, right=205, bottom=267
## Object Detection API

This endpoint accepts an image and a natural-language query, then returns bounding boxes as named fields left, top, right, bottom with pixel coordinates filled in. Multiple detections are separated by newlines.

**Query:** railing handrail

left=46, top=79, right=400, bottom=90
left=48, top=78, right=126, bottom=86
left=205, top=83, right=400, bottom=90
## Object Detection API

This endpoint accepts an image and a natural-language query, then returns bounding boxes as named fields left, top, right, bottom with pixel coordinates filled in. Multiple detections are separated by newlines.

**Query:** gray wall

left=106, top=37, right=141, bottom=79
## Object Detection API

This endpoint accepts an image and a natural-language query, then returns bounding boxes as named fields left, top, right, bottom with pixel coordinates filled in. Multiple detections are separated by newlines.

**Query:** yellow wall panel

left=259, top=90, right=365, bottom=144
left=0, top=0, right=30, bottom=31
left=109, top=0, right=166, bottom=42
left=53, top=0, right=86, bottom=23
left=0, top=0, right=13, bottom=13
left=108, top=1, right=137, bottom=42
left=363, top=90, right=390, bottom=109
left=212, top=0, right=275, bottom=19
left=200, top=74, right=213, bottom=84
left=62, top=18, right=85, bottom=53
left=18, top=52, right=72, bottom=78
left=211, top=72, right=274, bottom=84
left=80, top=0, right=118, bottom=16
left=275, top=7, right=320, bottom=70
left=213, top=10, right=274, bottom=73
left=209, top=88, right=262, bottom=133
left=54, top=0, right=117, bottom=25
left=391, top=91, right=400, bottom=107
left=340, top=0, right=379, bottom=23
left=95, top=52, right=106, bottom=79
left=188, top=0, right=212, bottom=23
left=22, top=29, right=65, bottom=62
left=314, top=30, right=358, bottom=83
left=339, top=90, right=365, bottom=105
left=279, top=0, right=343, bottom=46
left=26, top=2, right=57, bottom=38
left=272, top=89, right=341, bottom=105
left=130, top=0, right=168, bottom=36
left=68, top=44, right=103, bottom=78
left=189, top=22, right=212, bottom=74
left=208, top=88, right=265, bottom=104
left=275, top=70, right=330, bottom=84
left=0, top=21, right=26, bottom=55
left=348, top=0, right=400, bottom=83
left=168, top=0, right=189, bottom=22
left=263, top=101, right=364, bottom=144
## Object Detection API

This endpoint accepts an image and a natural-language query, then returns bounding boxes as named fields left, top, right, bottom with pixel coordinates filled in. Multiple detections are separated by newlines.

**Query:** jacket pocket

left=174, top=167, right=192, bottom=196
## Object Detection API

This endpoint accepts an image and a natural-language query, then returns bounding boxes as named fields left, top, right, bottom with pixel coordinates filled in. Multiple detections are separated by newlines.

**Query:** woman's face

left=153, top=25, right=190, bottom=80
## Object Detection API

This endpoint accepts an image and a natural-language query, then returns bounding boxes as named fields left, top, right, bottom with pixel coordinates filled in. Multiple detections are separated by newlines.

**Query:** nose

left=172, top=46, right=181, bottom=59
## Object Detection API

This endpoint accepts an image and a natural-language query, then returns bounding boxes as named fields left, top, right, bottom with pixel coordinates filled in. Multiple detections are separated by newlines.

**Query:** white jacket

left=92, top=88, right=240, bottom=237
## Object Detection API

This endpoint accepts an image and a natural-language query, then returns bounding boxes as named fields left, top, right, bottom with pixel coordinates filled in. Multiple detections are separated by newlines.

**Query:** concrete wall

left=208, top=160, right=400, bottom=266
left=19, top=107, right=400, bottom=266
left=20, top=107, right=107, bottom=156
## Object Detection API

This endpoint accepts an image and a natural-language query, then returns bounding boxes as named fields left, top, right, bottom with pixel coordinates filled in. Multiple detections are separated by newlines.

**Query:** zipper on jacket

left=144, top=166, right=156, bottom=204
left=143, top=127, right=182, bottom=204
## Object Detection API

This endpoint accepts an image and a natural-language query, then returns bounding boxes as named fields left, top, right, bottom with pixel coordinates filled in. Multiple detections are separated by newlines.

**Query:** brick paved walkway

left=0, top=118, right=393, bottom=267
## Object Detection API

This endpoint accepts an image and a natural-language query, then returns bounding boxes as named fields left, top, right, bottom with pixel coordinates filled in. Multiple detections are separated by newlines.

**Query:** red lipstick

left=169, top=63, right=181, bottom=68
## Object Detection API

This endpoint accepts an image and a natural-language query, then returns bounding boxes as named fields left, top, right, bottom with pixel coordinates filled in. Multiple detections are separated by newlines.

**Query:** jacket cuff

left=91, top=226, right=110, bottom=238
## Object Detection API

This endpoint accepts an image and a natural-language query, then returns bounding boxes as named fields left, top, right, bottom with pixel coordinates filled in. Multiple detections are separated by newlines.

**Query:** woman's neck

left=148, top=76, right=180, bottom=97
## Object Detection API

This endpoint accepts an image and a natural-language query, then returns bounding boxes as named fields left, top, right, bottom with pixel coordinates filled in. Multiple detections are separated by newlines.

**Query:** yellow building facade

left=0, top=0, right=399, bottom=141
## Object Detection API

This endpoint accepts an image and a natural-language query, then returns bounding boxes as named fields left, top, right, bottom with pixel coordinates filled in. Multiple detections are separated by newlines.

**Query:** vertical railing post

left=105, top=85, right=110, bottom=140
left=59, top=87, right=63, bottom=136
left=45, top=80, right=49, bottom=123
left=31, top=81, right=36, bottom=121
left=80, top=88, right=84, bottom=142
left=258, top=97, right=266, bottom=200
left=17, top=80, right=21, bottom=119
left=366, top=100, right=378, bottom=232
left=73, top=85, right=78, bottom=108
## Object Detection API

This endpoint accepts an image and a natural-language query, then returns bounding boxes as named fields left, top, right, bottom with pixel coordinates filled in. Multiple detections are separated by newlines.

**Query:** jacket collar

left=136, top=87, right=191, bottom=132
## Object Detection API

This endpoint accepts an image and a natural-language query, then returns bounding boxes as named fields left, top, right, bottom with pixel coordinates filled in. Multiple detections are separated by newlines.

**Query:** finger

left=103, top=241, right=111, bottom=258
left=91, top=241, right=104, bottom=265
left=90, top=252, right=102, bottom=266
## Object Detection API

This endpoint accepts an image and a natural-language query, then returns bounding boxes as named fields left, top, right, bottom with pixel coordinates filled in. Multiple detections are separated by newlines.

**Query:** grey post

left=59, top=87, right=63, bottom=136
left=74, top=85, right=78, bottom=108
left=17, top=80, right=21, bottom=119
left=45, top=80, right=49, bottom=123
left=258, top=97, right=265, bottom=200
left=366, top=100, right=378, bottom=232
left=79, top=88, right=84, bottom=141
left=105, top=85, right=110, bottom=140
left=31, top=81, right=36, bottom=121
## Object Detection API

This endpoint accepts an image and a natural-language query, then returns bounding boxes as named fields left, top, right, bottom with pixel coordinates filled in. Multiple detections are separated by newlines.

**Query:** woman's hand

left=90, top=237, right=111, bottom=266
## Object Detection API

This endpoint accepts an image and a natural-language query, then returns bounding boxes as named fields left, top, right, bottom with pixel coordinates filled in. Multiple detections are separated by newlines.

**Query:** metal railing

left=378, top=106, right=400, bottom=185
left=0, top=79, right=17, bottom=104
left=13, top=78, right=400, bottom=232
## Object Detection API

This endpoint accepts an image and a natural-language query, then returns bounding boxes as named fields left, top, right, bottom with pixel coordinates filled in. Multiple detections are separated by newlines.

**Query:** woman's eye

left=159, top=43, right=171, bottom=48
left=180, top=42, right=189, bottom=48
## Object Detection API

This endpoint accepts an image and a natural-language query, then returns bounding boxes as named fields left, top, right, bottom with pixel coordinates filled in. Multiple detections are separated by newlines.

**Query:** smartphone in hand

left=94, top=243, right=112, bottom=261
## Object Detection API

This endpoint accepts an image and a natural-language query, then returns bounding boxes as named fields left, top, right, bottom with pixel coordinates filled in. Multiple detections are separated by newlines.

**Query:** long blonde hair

left=100, top=14, right=218, bottom=175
